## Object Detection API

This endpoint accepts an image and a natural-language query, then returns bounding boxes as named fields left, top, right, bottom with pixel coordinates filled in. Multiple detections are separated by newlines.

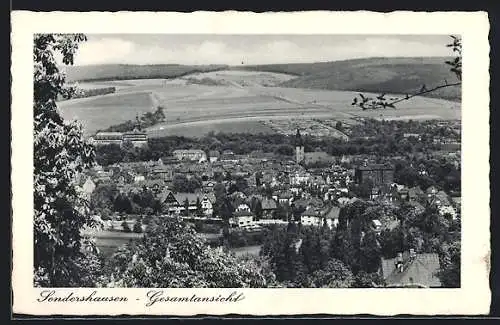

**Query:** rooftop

left=381, top=252, right=441, bottom=288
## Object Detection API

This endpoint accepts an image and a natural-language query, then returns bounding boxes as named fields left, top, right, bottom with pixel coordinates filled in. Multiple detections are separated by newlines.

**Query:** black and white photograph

left=12, top=11, right=490, bottom=315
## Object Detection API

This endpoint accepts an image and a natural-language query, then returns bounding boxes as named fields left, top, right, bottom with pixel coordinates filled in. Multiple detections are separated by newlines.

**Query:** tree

left=254, top=199, right=263, bottom=220
left=121, top=220, right=131, bottom=233
left=275, top=144, right=294, bottom=156
left=255, top=171, right=263, bottom=187
left=183, top=198, right=190, bottom=216
left=114, top=193, right=132, bottom=214
left=310, top=259, right=354, bottom=288
left=351, top=36, right=461, bottom=110
left=90, top=183, right=118, bottom=215
left=133, top=220, right=143, bottom=233
left=95, top=144, right=123, bottom=166
left=354, top=271, right=385, bottom=288
left=358, top=231, right=382, bottom=273
left=172, top=174, right=190, bottom=193
left=438, top=240, right=461, bottom=287
left=195, top=197, right=204, bottom=217
left=33, top=34, right=101, bottom=287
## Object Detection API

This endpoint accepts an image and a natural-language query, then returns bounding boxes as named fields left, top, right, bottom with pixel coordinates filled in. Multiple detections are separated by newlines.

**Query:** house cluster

left=81, top=125, right=460, bottom=238
left=78, top=140, right=358, bottom=231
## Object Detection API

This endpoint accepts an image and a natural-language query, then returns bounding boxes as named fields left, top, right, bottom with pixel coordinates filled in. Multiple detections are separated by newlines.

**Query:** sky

left=72, top=34, right=454, bottom=66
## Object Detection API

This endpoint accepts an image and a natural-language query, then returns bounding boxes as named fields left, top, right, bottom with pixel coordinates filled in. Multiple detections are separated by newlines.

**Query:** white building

left=173, top=149, right=207, bottom=162
left=230, top=211, right=254, bottom=228
left=236, top=203, right=251, bottom=213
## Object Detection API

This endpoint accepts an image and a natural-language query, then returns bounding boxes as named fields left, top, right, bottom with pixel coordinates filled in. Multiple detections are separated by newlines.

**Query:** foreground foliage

left=34, top=33, right=101, bottom=286
left=101, top=217, right=276, bottom=288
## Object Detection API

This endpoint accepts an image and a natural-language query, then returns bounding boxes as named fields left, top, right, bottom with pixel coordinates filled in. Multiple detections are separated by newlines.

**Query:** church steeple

left=295, top=129, right=305, bottom=164
left=295, top=129, right=304, bottom=147
left=134, top=114, right=141, bottom=132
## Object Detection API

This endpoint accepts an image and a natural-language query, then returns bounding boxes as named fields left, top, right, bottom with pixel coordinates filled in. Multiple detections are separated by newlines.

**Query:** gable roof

left=158, top=189, right=174, bottom=203
left=233, top=210, right=254, bottom=217
left=261, top=198, right=277, bottom=210
left=301, top=209, right=321, bottom=217
left=381, top=253, right=441, bottom=288
left=324, top=206, right=341, bottom=220
left=201, top=193, right=216, bottom=203
left=426, top=185, right=439, bottom=194
left=174, top=193, right=202, bottom=205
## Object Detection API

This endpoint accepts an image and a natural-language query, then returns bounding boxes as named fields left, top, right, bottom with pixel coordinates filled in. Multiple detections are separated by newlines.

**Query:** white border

left=11, top=11, right=490, bottom=315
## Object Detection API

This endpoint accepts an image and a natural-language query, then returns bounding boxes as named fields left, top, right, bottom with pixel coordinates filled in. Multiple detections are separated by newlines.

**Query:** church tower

left=295, top=129, right=305, bottom=164
left=133, top=113, right=142, bottom=132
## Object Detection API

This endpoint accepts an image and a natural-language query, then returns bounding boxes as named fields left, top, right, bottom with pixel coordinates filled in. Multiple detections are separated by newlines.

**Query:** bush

left=226, top=229, right=263, bottom=248
left=202, top=224, right=222, bottom=234
left=121, top=220, right=131, bottom=233
left=133, top=220, right=143, bottom=233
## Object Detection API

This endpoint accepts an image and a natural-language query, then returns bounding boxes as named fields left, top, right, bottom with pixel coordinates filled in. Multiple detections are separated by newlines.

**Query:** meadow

left=59, top=67, right=461, bottom=138
left=58, top=91, right=156, bottom=135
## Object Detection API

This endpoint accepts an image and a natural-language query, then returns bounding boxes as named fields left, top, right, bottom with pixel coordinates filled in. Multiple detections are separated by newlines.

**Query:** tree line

left=99, top=106, right=166, bottom=133
left=94, top=119, right=459, bottom=166
left=259, top=198, right=460, bottom=288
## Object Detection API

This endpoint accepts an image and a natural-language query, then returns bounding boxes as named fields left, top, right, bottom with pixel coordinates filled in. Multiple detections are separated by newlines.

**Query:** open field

left=230, top=245, right=262, bottom=257
left=59, top=68, right=461, bottom=137
left=58, top=91, right=156, bottom=134
left=148, top=119, right=275, bottom=138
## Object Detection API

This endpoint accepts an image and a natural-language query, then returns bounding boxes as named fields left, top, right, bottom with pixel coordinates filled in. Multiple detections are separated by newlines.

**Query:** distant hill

left=64, top=64, right=229, bottom=82
left=236, top=57, right=461, bottom=101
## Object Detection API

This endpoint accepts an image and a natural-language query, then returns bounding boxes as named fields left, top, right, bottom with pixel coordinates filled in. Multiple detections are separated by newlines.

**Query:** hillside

left=64, top=64, right=229, bottom=82
left=236, top=57, right=461, bottom=101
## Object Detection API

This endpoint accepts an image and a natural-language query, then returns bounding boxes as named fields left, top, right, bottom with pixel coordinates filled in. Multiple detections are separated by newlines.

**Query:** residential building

left=91, top=127, right=148, bottom=148
left=82, top=177, right=96, bottom=198
left=122, top=129, right=148, bottom=148
left=91, top=132, right=123, bottom=146
left=380, top=250, right=442, bottom=288
left=172, top=149, right=207, bottom=162
left=159, top=190, right=215, bottom=215
left=300, top=206, right=339, bottom=229
left=230, top=210, right=254, bottom=228
left=355, top=163, right=394, bottom=186
left=261, top=198, right=277, bottom=218
left=209, top=150, right=220, bottom=162
left=235, top=203, right=252, bottom=213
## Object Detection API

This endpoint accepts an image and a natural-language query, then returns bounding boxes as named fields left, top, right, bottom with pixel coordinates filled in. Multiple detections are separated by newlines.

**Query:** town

left=32, top=33, right=465, bottom=290
left=80, top=117, right=461, bottom=288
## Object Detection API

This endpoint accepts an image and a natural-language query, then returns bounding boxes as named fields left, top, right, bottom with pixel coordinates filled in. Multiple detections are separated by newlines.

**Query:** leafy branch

left=352, top=35, right=462, bottom=110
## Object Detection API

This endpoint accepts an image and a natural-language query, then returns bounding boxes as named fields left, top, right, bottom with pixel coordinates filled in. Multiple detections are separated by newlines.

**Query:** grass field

left=148, top=119, right=275, bottom=138
left=59, top=67, right=461, bottom=137
left=230, top=245, right=262, bottom=257
left=58, top=91, right=156, bottom=134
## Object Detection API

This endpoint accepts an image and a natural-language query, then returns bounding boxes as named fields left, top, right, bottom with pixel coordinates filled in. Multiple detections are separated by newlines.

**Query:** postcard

left=11, top=10, right=490, bottom=316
